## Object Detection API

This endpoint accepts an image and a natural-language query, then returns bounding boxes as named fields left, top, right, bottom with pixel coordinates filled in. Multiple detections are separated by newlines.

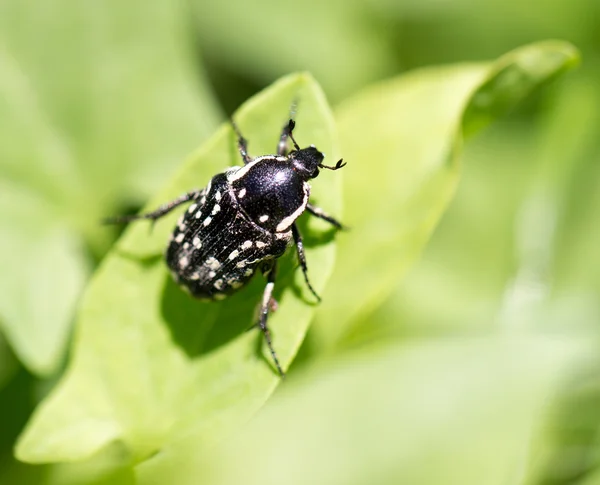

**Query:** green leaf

left=356, top=67, right=599, bottom=346
left=136, top=335, right=590, bottom=485
left=0, top=0, right=221, bottom=211
left=308, top=40, right=579, bottom=352
left=0, top=44, right=88, bottom=375
left=16, top=73, right=342, bottom=463
left=545, top=72, right=600, bottom=295
left=0, top=0, right=221, bottom=375
left=0, top=181, right=89, bottom=376
left=352, top=126, right=539, bottom=342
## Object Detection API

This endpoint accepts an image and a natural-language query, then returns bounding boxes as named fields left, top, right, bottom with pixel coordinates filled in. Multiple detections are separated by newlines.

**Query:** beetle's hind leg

left=103, top=189, right=203, bottom=225
left=291, top=223, right=321, bottom=303
left=258, top=261, right=285, bottom=377
left=306, top=203, right=347, bottom=230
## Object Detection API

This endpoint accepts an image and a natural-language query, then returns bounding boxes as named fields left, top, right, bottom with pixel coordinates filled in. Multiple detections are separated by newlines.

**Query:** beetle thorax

left=230, top=157, right=309, bottom=232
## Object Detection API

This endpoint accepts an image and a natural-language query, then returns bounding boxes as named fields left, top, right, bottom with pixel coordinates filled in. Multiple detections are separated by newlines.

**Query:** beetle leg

left=231, top=120, right=252, bottom=165
left=277, top=119, right=300, bottom=156
left=268, top=296, right=279, bottom=313
left=103, top=189, right=203, bottom=225
left=258, top=261, right=285, bottom=377
left=306, top=203, right=346, bottom=230
left=291, top=223, right=321, bottom=302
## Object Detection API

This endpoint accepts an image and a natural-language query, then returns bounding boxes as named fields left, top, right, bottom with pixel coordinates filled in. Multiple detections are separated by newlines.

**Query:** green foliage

left=16, top=73, right=341, bottom=464
left=8, top=40, right=580, bottom=484
left=0, top=0, right=220, bottom=376
left=310, top=41, right=578, bottom=353
left=189, top=0, right=398, bottom=103
left=163, top=336, right=589, bottom=485
left=1, top=0, right=598, bottom=482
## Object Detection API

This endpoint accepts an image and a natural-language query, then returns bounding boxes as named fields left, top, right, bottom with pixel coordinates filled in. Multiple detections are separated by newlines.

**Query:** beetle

left=106, top=118, right=345, bottom=377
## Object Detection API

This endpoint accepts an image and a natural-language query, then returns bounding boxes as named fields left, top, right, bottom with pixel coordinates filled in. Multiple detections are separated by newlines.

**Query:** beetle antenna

left=319, top=158, right=346, bottom=171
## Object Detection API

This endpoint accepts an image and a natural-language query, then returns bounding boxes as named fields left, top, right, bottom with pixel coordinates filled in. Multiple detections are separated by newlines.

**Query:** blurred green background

left=1, top=0, right=599, bottom=483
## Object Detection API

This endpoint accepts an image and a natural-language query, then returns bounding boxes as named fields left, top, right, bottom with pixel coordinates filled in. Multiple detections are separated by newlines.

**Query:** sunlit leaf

left=358, top=68, right=598, bottom=346
left=16, top=73, right=342, bottom=464
left=0, top=182, right=88, bottom=375
left=308, top=41, right=579, bottom=352
left=137, top=336, right=591, bottom=485
left=0, top=0, right=221, bottom=375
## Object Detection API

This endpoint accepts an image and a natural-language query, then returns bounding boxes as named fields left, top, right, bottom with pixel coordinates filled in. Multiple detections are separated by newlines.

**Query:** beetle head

left=291, top=146, right=324, bottom=179
left=291, top=145, right=346, bottom=180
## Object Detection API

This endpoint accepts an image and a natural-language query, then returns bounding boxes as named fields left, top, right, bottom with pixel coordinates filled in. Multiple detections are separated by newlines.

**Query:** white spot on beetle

left=183, top=242, right=190, bottom=250
left=227, top=160, right=259, bottom=182
left=205, top=257, right=221, bottom=270
left=215, top=190, right=222, bottom=201
left=227, top=156, right=286, bottom=182
left=259, top=214, right=269, bottom=222
left=175, top=233, right=185, bottom=243
left=195, top=210, right=203, bottom=219
left=178, top=256, right=189, bottom=268
left=203, top=216, right=212, bottom=226
left=242, top=240, right=252, bottom=249
left=188, top=203, right=197, bottom=213
left=276, top=182, right=310, bottom=231
left=230, top=280, right=243, bottom=289
left=256, top=241, right=266, bottom=249
left=228, top=249, right=239, bottom=260
left=190, top=272, right=200, bottom=280
left=236, top=260, right=247, bottom=268
left=238, top=188, right=246, bottom=198
left=211, top=204, right=221, bottom=215
left=213, top=279, right=224, bottom=290
left=200, top=196, right=206, bottom=205
left=208, top=270, right=216, bottom=278
left=244, top=268, right=253, bottom=277
left=192, top=237, right=202, bottom=248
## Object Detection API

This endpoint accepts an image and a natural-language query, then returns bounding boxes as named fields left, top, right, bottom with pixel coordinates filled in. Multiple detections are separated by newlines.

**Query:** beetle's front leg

left=306, top=203, right=346, bottom=230
left=231, top=120, right=252, bottom=165
left=291, top=223, right=321, bottom=302
left=277, top=119, right=297, bottom=156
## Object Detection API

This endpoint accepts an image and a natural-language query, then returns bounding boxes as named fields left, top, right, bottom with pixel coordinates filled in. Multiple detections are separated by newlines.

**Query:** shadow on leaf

left=113, top=249, right=164, bottom=268
left=161, top=272, right=274, bottom=359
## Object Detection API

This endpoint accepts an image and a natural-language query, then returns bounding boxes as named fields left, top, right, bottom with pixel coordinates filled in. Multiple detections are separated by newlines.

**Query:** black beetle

left=106, top=119, right=345, bottom=376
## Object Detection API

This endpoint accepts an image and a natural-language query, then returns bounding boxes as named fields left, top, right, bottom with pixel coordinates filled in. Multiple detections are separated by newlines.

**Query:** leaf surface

left=0, top=0, right=221, bottom=375
left=309, top=41, right=579, bottom=351
left=16, top=73, right=342, bottom=463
